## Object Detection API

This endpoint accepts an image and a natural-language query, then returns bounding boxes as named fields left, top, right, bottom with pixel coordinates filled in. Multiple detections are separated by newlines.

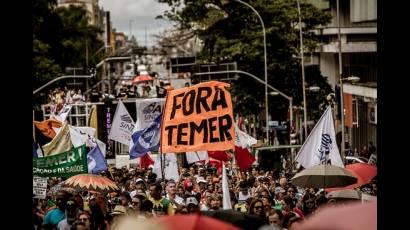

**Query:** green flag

left=33, top=145, right=87, bottom=178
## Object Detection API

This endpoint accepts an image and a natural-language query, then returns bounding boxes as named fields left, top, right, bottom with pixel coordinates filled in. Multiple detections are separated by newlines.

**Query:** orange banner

left=34, top=118, right=62, bottom=139
left=343, top=93, right=353, bottom=128
left=161, top=81, right=235, bottom=153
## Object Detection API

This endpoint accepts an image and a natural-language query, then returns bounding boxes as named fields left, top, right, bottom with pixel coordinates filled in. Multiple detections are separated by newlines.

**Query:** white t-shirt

left=238, top=191, right=251, bottom=203
left=166, top=194, right=185, bottom=208
left=57, top=218, right=71, bottom=230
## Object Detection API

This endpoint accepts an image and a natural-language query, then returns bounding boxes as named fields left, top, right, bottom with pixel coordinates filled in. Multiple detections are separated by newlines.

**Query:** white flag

left=69, top=126, right=106, bottom=157
left=51, top=104, right=72, bottom=122
left=108, top=100, right=135, bottom=145
left=295, top=106, right=344, bottom=168
left=69, top=126, right=96, bottom=147
left=152, top=153, right=179, bottom=182
left=135, top=98, right=166, bottom=131
left=186, top=151, right=208, bottom=164
left=222, top=164, right=232, bottom=210
left=234, top=123, right=257, bottom=148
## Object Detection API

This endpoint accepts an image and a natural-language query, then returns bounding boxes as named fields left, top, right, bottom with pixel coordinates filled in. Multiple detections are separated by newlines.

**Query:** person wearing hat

left=130, top=178, right=147, bottom=198
left=196, top=177, right=207, bottom=195
left=112, top=205, right=127, bottom=215
left=185, top=196, right=200, bottom=214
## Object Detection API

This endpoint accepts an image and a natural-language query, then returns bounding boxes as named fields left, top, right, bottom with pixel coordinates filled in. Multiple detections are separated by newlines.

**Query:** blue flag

left=129, top=113, right=162, bottom=159
left=87, top=145, right=108, bottom=174
left=33, top=140, right=38, bottom=157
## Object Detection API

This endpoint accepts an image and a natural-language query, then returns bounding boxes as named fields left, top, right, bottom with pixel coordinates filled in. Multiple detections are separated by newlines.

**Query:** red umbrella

left=326, top=163, right=377, bottom=192
left=155, top=214, right=240, bottom=230
left=293, top=201, right=376, bottom=230
left=133, top=75, right=153, bottom=84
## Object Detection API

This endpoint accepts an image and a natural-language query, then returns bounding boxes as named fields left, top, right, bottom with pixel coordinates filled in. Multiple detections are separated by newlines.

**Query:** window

left=350, top=0, right=377, bottom=22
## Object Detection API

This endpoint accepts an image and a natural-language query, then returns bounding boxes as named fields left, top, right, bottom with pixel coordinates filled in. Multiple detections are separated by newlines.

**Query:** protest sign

left=33, top=145, right=87, bottom=178
left=33, top=176, right=47, bottom=199
left=161, top=81, right=234, bottom=153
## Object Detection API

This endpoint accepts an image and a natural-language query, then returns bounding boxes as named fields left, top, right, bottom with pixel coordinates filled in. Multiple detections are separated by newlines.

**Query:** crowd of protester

left=33, top=163, right=377, bottom=230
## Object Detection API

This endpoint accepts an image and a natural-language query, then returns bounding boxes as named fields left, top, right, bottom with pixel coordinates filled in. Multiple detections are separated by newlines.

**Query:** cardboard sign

left=33, top=176, right=47, bottom=199
left=161, top=81, right=234, bottom=153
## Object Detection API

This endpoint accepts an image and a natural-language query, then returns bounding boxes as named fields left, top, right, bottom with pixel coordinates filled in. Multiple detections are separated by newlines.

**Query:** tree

left=157, top=0, right=333, bottom=122
left=33, top=1, right=103, bottom=91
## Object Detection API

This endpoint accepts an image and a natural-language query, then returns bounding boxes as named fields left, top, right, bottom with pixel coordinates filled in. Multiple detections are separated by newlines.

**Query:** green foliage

left=157, top=0, right=333, bottom=121
left=33, top=1, right=103, bottom=90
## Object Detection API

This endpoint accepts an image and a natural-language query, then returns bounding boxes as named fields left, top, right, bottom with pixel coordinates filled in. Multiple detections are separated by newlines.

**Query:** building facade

left=309, top=0, right=377, bottom=152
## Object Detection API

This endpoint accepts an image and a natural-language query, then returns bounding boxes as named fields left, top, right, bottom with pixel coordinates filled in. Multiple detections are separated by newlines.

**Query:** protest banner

left=33, top=176, right=47, bottom=199
left=161, top=81, right=234, bottom=153
left=33, top=145, right=87, bottom=178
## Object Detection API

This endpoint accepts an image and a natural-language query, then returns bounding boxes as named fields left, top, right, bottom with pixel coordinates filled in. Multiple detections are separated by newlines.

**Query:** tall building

left=309, top=0, right=377, bottom=152
left=57, top=0, right=100, bottom=25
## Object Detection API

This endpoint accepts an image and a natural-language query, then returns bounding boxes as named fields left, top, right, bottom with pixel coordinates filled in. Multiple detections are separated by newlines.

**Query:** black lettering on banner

left=170, top=92, right=185, bottom=119
left=218, top=114, right=233, bottom=141
left=165, top=125, right=178, bottom=145
left=182, top=90, right=195, bottom=116
left=189, top=120, right=208, bottom=145
left=177, top=123, right=189, bottom=145
left=208, top=117, right=219, bottom=143
left=196, top=87, right=212, bottom=113
left=211, top=87, right=228, bottom=110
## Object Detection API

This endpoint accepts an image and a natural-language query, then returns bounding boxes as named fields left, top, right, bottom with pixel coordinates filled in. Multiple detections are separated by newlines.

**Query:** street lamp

left=340, top=75, right=360, bottom=163
left=235, top=0, right=269, bottom=143
left=129, top=20, right=134, bottom=39
left=296, top=0, right=308, bottom=142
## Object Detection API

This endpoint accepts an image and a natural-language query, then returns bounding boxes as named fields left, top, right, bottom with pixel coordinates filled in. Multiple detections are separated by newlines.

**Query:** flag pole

left=159, top=89, right=171, bottom=180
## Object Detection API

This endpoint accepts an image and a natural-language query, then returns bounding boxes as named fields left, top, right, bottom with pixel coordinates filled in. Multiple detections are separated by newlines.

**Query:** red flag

left=207, top=158, right=223, bottom=175
left=234, top=146, right=256, bottom=170
left=208, top=150, right=232, bottom=162
left=139, top=153, right=154, bottom=169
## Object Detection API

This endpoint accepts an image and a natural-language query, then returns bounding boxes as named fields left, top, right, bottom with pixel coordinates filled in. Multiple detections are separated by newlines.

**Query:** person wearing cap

left=130, top=178, right=147, bottom=198
left=196, top=177, right=207, bottom=195
left=185, top=197, right=200, bottom=214
left=165, top=180, right=185, bottom=211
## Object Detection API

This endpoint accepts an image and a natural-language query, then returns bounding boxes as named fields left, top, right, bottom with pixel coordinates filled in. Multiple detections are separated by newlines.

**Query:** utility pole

left=337, top=0, right=345, bottom=163
left=86, top=39, right=89, bottom=100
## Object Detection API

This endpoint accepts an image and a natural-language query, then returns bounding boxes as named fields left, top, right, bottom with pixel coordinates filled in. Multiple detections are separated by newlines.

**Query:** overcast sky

left=100, top=0, right=174, bottom=47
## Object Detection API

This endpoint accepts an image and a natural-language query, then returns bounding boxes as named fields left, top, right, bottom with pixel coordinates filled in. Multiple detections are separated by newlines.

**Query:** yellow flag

left=42, top=122, right=73, bottom=156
